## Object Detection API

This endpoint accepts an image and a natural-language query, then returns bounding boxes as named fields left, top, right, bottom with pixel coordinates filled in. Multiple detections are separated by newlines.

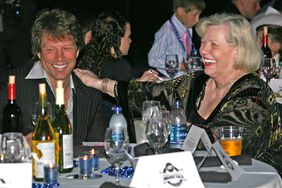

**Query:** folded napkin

left=134, top=143, right=183, bottom=157
left=99, top=182, right=130, bottom=188
left=199, top=171, right=231, bottom=183
left=194, top=155, right=252, bottom=167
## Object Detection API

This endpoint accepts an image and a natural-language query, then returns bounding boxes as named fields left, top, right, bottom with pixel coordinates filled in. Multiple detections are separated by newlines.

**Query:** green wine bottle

left=2, top=75, right=23, bottom=133
left=32, top=83, right=56, bottom=181
left=53, top=80, right=73, bottom=173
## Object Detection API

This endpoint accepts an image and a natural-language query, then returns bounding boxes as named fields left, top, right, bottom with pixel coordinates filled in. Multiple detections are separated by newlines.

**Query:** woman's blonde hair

left=196, top=13, right=261, bottom=72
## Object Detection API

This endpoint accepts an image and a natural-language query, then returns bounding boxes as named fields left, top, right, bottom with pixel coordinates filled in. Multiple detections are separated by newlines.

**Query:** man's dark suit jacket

left=0, top=60, right=108, bottom=146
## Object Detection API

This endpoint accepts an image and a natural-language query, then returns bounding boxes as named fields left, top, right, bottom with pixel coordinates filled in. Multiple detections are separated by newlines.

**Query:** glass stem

left=115, top=165, right=120, bottom=185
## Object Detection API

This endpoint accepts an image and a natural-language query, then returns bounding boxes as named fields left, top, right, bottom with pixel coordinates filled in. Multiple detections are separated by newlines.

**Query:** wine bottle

left=32, top=83, right=56, bottom=181
left=2, top=75, right=23, bottom=133
left=261, top=26, right=272, bottom=59
left=53, top=80, right=73, bottom=173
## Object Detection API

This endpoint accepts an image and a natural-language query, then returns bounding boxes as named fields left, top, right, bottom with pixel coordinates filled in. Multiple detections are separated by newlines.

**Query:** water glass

left=31, top=102, right=53, bottom=126
left=220, top=126, right=243, bottom=156
left=145, top=119, right=169, bottom=154
left=165, top=54, right=179, bottom=78
left=104, top=127, right=128, bottom=185
left=187, top=55, right=203, bottom=73
left=0, top=132, right=31, bottom=163
left=142, top=100, right=161, bottom=127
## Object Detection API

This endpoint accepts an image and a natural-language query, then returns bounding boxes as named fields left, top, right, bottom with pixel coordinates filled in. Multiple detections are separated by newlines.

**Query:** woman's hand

left=136, top=69, right=159, bottom=82
left=73, top=68, right=101, bottom=89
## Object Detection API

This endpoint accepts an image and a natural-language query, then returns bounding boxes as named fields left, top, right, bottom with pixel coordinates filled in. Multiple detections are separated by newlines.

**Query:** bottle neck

left=39, top=93, right=48, bottom=116
left=263, top=35, right=268, bottom=48
left=8, top=83, right=16, bottom=101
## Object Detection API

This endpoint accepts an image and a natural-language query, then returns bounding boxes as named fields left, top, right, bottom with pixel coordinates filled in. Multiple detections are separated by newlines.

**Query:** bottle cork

left=9, top=75, right=15, bottom=84
left=39, top=83, right=46, bottom=94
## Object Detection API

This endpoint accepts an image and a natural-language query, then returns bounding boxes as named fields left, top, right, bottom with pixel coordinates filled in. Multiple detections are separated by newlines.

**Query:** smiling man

left=0, top=9, right=107, bottom=146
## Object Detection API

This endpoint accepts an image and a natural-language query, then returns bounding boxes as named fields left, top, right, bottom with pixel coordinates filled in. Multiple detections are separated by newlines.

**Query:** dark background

left=13, top=0, right=271, bottom=71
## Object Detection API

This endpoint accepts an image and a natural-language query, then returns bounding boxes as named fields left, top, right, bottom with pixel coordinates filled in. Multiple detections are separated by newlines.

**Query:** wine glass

left=104, top=127, right=128, bottom=185
left=161, top=110, right=171, bottom=135
left=145, top=119, right=169, bottom=154
left=165, top=54, right=179, bottom=78
left=187, top=54, right=203, bottom=73
left=261, top=58, right=280, bottom=83
left=0, top=132, right=31, bottom=163
left=142, top=100, right=161, bottom=129
left=31, top=102, right=53, bottom=126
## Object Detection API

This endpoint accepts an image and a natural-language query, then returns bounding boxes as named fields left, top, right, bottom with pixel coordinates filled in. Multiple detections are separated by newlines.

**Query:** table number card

left=213, top=141, right=244, bottom=180
left=182, top=125, right=212, bottom=153
left=0, top=163, right=32, bottom=188
left=130, top=151, right=204, bottom=188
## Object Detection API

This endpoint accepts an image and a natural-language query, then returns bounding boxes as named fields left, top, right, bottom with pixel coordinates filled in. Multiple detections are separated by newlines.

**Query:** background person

left=148, top=0, right=206, bottom=77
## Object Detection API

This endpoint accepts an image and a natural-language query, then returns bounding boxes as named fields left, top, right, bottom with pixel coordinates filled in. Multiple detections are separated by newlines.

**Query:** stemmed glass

left=31, top=102, right=53, bottom=126
left=261, top=58, right=281, bottom=83
left=145, top=119, right=169, bottom=154
left=142, top=100, right=161, bottom=135
left=0, top=132, right=31, bottom=163
left=165, top=54, right=179, bottom=78
left=104, top=127, right=128, bottom=185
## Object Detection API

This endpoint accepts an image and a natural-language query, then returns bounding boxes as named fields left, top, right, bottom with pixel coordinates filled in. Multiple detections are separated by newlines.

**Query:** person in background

left=0, top=0, right=37, bottom=74
left=256, top=24, right=282, bottom=66
left=219, top=0, right=261, bottom=20
left=0, top=8, right=107, bottom=146
left=74, top=13, right=282, bottom=175
left=77, top=11, right=135, bottom=137
left=148, top=0, right=206, bottom=77
left=80, top=18, right=95, bottom=45
left=251, top=0, right=282, bottom=33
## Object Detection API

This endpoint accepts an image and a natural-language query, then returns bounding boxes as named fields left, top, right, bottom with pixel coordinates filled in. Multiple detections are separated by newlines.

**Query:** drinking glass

left=161, top=110, right=171, bottom=135
left=219, top=126, right=243, bottom=156
left=145, top=119, right=169, bottom=154
left=187, top=55, right=203, bottom=73
left=31, top=102, right=53, bottom=126
left=165, top=54, right=179, bottom=78
left=104, top=127, right=128, bottom=185
left=142, top=100, right=161, bottom=126
left=0, top=132, right=31, bottom=163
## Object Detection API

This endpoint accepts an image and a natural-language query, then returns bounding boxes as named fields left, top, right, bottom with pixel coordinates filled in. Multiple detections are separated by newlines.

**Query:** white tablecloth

left=56, top=158, right=282, bottom=188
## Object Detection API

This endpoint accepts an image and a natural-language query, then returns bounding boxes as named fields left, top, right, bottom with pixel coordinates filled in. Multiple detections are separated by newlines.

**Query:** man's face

left=177, top=7, right=202, bottom=28
left=37, top=33, right=79, bottom=85
left=238, top=0, right=261, bottom=19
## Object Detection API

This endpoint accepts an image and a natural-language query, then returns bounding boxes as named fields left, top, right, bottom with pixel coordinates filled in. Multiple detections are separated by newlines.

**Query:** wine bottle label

left=62, top=134, right=73, bottom=168
left=35, top=142, right=55, bottom=179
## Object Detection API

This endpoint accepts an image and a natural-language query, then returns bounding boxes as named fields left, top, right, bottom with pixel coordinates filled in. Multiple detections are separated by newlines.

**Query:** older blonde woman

left=187, top=13, right=282, bottom=175
left=74, top=13, right=282, bottom=175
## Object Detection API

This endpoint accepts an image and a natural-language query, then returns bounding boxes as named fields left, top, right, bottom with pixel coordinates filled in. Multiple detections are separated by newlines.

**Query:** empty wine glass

left=0, top=132, right=31, bottom=163
left=31, top=102, right=53, bottom=126
left=145, top=119, right=169, bottom=154
left=161, top=110, right=171, bottom=135
left=187, top=49, right=203, bottom=73
left=142, top=100, right=161, bottom=129
left=104, top=127, right=128, bottom=185
left=165, top=54, right=179, bottom=78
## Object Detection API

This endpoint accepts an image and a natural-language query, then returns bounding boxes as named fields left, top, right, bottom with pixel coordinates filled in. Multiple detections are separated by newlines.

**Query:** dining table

left=44, top=145, right=282, bottom=188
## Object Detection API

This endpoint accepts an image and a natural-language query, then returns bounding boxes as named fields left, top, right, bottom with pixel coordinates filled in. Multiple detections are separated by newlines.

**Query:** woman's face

left=200, top=24, right=237, bottom=79
left=120, top=22, right=132, bottom=55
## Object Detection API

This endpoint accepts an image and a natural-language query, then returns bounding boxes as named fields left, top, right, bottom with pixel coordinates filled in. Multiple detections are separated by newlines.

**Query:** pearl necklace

left=214, top=72, right=245, bottom=90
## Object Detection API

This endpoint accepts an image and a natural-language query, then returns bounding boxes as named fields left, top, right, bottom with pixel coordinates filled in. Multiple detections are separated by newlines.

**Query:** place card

left=212, top=141, right=244, bottom=181
left=268, top=79, right=282, bottom=93
left=130, top=151, right=204, bottom=188
left=0, top=163, right=32, bottom=188
left=182, top=125, right=212, bottom=153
